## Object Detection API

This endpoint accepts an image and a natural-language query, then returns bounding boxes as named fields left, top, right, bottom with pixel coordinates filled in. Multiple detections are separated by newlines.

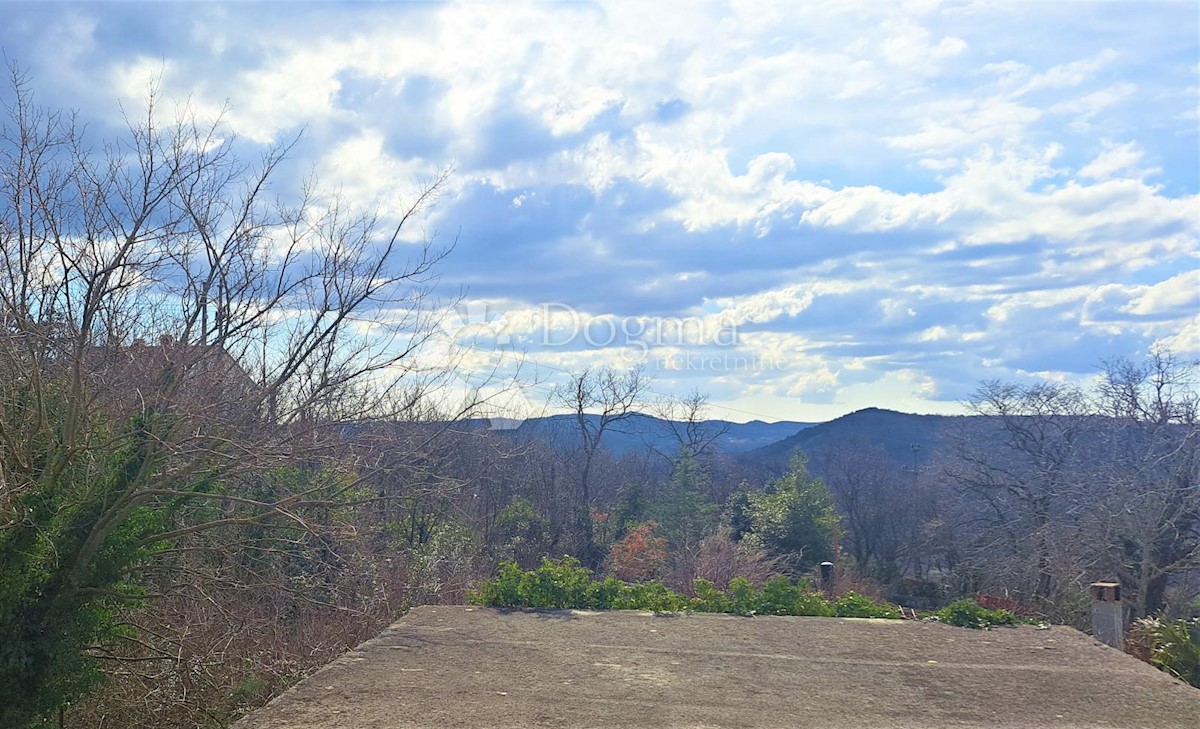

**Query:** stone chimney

left=1089, top=582, right=1124, bottom=649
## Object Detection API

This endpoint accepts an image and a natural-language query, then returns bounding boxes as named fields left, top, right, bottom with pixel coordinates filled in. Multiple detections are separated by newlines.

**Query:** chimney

left=1089, top=581, right=1124, bottom=648
left=819, top=561, right=835, bottom=599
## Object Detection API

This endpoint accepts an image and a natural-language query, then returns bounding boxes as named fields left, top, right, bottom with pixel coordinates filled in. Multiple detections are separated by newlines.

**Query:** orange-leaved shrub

left=605, top=521, right=667, bottom=582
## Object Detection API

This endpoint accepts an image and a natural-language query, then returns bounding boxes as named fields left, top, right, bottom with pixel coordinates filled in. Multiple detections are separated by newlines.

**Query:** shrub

left=834, top=592, right=901, bottom=619
left=605, top=522, right=668, bottom=582
left=669, top=529, right=781, bottom=595
left=727, top=577, right=760, bottom=616
left=934, top=599, right=1018, bottom=629
left=471, top=557, right=605, bottom=610
left=613, top=582, right=687, bottom=613
left=757, top=577, right=834, bottom=617
left=471, top=562, right=526, bottom=608
left=470, top=561, right=910, bottom=621
left=1135, top=618, right=1200, bottom=688
left=689, top=579, right=733, bottom=613
left=519, top=556, right=595, bottom=608
left=588, top=576, right=622, bottom=610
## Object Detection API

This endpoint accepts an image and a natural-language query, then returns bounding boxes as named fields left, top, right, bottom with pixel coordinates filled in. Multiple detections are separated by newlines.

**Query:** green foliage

left=521, top=556, right=600, bottom=609
left=494, top=497, right=544, bottom=536
left=589, top=576, right=622, bottom=609
left=834, top=592, right=901, bottom=619
left=0, top=415, right=352, bottom=728
left=613, top=581, right=687, bottom=612
left=754, top=577, right=834, bottom=616
left=653, top=452, right=717, bottom=548
left=471, top=562, right=526, bottom=607
left=688, top=579, right=733, bottom=613
left=727, top=577, right=759, bottom=616
left=1145, top=618, right=1200, bottom=688
left=934, top=599, right=1019, bottom=629
left=470, top=561, right=905, bottom=621
left=611, top=483, right=649, bottom=539
left=469, top=557, right=617, bottom=610
left=493, top=497, right=552, bottom=567
left=739, top=455, right=837, bottom=572
left=722, top=488, right=755, bottom=542
left=0, top=418, right=168, bottom=727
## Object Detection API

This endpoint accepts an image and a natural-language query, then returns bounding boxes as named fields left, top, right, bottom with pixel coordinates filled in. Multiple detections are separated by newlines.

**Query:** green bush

left=470, top=557, right=615, bottom=609
left=589, top=576, right=622, bottom=610
left=756, top=577, right=834, bottom=616
left=1145, top=618, right=1200, bottom=688
left=471, top=562, right=526, bottom=607
left=518, top=556, right=595, bottom=608
left=470, top=560, right=911, bottom=622
left=727, top=577, right=760, bottom=616
left=688, top=579, right=732, bottom=613
left=834, top=592, right=901, bottom=619
left=614, top=581, right=687, bottom=613
left=934, top=599, right=1018, bottom=629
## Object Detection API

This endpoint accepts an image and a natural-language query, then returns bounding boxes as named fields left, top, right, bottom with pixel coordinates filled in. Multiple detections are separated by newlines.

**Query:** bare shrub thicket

left=667, top=530, right=782, bottom=594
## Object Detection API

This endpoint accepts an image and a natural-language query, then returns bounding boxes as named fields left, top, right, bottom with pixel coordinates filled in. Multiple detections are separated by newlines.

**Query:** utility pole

left=902, top=444, right=923, bottom=577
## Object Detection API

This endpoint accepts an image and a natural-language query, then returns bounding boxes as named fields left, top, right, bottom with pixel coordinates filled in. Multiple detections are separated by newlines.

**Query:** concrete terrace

left=235, top=605, right=1200, bottom=729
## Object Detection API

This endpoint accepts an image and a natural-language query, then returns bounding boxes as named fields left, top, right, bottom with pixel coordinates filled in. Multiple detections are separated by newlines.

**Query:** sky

left=1, top=1, right=1197, bottom=423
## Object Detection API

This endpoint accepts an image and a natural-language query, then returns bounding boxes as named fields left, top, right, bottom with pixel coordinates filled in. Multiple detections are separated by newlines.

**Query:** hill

left=489, top=413, right=816, bottom=456
left=746, top=407, right=967, bottom=472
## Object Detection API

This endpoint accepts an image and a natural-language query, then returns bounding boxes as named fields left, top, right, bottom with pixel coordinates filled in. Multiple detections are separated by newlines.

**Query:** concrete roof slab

left=235, top=605, right=1200, bottom=729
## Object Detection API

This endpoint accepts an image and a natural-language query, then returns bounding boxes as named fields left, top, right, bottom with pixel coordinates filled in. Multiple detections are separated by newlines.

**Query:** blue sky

left=2, top=1, right=1197, bottom=422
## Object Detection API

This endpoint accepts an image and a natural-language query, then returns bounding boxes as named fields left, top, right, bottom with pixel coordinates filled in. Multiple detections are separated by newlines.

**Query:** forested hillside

left=748, top=408, right=955, bottom=471
left=478, top=413, right=815, bottom=456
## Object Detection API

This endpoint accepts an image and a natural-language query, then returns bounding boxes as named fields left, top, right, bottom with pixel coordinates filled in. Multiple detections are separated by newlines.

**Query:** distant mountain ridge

left=472, top=412, right=817, bottom=455
left=464, top=407, right=986, bottom=467
left=749, top=407, right=964, bottom=467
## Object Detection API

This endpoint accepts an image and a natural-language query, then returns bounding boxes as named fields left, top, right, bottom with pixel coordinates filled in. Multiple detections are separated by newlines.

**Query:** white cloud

left=880, top=21, right=967, bottom=69
left=1123, top=271, right=1200, bottom=317
left=1079, top=140, right=1151, bottom=180
left=1015, top=48, right=1120, bottom=96
left=886, top=97, right=1043, bottom=155
left=1049, top=82, right=1137, bottom=128
left=1155, top=315, right=1200, bottom=355
left=707, top=285, right=818, bottom=326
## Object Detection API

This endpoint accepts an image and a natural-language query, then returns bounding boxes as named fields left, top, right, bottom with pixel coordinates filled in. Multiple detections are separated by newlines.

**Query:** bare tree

left=950, top=381, right=1093, bottom=604
left=946, top=353, right=1199, bottom=621
left=1090, top=351, right=1200, bottom=617
left=552, top=366, right=649, bottom=566
left=650, top=389, right=729, bottom=462
left=813, top=441, right=917, bottom=582
left=0, top=66, right=463, bottom=725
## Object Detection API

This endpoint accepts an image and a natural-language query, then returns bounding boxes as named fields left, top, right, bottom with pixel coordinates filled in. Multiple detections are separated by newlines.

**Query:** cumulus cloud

left=0, top=0, right=1195, bottom=420
left=1155, top=316, right=1200, bottom=355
